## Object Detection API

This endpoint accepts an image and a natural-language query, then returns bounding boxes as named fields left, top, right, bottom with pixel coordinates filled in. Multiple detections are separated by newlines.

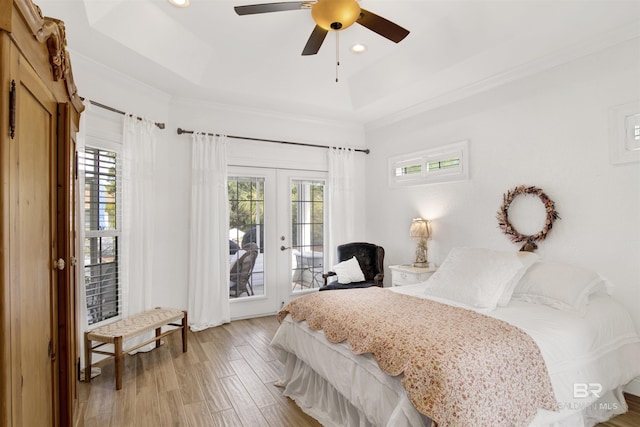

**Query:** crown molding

left=170, top=96, right=364, bottom=133
left=15, top=0, right=84, bottom=112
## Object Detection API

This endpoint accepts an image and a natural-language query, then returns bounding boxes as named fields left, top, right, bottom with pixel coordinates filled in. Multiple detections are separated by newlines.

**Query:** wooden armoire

left=0, top=0, right=83, bottom=425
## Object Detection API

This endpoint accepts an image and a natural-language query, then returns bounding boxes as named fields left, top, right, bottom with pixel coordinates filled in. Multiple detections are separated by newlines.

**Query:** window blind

left=80, top=147, right=121, bottom=325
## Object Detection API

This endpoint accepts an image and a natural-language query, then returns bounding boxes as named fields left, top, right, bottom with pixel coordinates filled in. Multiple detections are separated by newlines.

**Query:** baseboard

left=624, top=377, right=640, bottom=396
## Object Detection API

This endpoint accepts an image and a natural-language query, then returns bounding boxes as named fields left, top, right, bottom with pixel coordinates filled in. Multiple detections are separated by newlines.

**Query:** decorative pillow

left=423, top=247, right=526, bottom=310
left=496, top=251, right=540, bottom=306
left=512, top=261, right=612, bottom=315
left=332, top=256, right=365, bottom=284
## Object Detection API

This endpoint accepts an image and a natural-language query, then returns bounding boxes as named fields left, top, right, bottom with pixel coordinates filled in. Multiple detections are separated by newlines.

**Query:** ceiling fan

left=234, top=0, right=410, bottom=56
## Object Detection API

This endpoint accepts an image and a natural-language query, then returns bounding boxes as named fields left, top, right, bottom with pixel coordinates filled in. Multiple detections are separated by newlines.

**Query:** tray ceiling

left=37, top=0, right=640, bottom=126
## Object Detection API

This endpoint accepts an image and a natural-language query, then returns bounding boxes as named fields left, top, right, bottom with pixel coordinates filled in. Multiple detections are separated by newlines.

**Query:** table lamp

left=410, top=218, right=431, bottom=268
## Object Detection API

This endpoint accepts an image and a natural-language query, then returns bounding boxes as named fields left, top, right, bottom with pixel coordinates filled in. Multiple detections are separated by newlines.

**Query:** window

left=427, top=158, right=460, bottom=171
left=389, top=140, right=469, bottom=187
left=394, top=159, right=422, bottom=180
left=610, top=102, right=640, bottom=164
left=228, top=176, right=265, bottom=298
left=80, top=147, right=121, bottom=325
left=291, top=179, right=325, bottom=290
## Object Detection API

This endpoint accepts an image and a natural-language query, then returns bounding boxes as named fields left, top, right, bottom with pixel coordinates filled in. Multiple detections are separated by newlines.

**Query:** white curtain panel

left=121, top=114, right=157, bottom=352
left=188, top=133, right=230, bottom=331
left=327, top=147, right=355, bottom=267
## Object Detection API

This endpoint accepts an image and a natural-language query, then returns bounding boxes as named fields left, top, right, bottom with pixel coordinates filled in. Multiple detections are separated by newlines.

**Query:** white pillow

left=423, top=247, right=526, bottom=310
left=496, top=251, right=540, bottom=306
left=332, top=256, right=365, bottom=284
left=512, top=261, right=612, bottom=315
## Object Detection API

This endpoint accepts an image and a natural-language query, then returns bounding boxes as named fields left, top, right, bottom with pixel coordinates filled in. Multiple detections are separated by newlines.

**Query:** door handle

left=280, top=246, right=291, bottom=251
left=53, top=258, right=66, bottom=270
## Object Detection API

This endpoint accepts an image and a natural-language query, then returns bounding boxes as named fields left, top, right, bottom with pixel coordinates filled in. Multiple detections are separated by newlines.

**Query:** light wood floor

left=598, top=392, right=640, bottom=427
left=75, top=315, right=640, bottom=427
left=75, top=316, right=321, bottom=427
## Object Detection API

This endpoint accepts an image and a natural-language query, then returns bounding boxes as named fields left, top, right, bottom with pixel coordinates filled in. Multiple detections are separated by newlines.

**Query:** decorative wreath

left=497, top=185, right=560, bottom=250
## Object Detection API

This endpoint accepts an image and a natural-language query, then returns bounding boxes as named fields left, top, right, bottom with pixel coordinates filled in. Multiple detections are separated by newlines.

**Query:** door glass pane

left=291, top=179, right=325, bottom=292
left=228, top=176, right=264, bottom=299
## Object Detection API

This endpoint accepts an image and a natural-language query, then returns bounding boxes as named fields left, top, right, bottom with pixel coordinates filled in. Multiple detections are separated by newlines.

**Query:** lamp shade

left=409, top=218, right=431, bottom=240
left=311, top=0, right=361, bottom=31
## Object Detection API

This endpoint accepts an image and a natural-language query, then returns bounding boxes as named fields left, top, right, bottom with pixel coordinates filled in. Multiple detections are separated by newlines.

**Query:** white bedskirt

left=273, top=315, right=632, bottom=427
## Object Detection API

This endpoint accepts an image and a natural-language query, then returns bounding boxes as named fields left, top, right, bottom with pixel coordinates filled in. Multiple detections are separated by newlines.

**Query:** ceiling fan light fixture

left=234, top=0, right=409, bottom=57
left=169, top=0, right=190, bottom=8
left=311, top=0, right=361, bottom=32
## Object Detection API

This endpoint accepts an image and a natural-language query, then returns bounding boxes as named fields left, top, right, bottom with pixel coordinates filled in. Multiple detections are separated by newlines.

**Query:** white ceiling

left=37, top=0, right=640, bottom=126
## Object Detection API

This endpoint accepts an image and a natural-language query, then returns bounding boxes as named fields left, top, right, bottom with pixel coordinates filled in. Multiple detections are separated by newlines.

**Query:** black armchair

left=320, top=242, right=385, bottom=290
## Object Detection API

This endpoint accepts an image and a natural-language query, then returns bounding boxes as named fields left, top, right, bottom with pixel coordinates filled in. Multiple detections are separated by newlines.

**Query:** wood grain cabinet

left=0, top=0, right=83, bottom=425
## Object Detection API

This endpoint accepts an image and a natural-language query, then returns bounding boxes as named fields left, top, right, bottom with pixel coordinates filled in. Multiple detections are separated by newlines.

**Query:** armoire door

left=9, top=48, right=59, bottom=426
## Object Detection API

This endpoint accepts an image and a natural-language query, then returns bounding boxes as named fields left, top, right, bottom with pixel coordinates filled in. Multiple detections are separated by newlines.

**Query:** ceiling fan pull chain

left=335, top=31, right=340, bottom=83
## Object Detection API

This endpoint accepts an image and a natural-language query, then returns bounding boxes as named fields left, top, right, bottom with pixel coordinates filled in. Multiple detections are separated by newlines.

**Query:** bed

left=271, top=248, right=640, bottom=427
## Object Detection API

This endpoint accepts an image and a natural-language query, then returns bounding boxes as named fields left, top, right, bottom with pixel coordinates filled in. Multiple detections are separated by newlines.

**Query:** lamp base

left=412, top=261, right=428, bottom=268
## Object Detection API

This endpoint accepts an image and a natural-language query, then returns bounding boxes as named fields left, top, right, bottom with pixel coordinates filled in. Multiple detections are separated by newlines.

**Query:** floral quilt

left=277, top=287, right=557, bottom=426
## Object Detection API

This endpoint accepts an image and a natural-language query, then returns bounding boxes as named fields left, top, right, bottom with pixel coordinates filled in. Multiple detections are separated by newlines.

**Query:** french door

left=228, top=167, right=327, bottom=320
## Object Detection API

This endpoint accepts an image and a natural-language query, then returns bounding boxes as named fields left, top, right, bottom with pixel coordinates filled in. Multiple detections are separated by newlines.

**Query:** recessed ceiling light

left=351, top=43, right=367, bottom=54
left=169, top=0, right=190, bottom=7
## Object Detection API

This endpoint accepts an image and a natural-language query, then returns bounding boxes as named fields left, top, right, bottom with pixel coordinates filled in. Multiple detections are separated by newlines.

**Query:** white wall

left=73, top=35, right=640, bottom=329
left=72, top=52, right=367, bottom=312
left=365, top=38, right=640, bottom=331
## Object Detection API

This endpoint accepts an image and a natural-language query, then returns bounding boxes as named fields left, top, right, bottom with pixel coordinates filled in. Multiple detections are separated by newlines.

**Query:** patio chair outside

left=229, top=242, right=259, bottom=297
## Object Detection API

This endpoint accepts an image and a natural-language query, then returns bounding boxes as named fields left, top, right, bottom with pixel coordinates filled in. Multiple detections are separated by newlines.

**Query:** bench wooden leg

left=84, top=332, right=91, bottom=383
left=182, top=311, right=188, bottom=353
left=155, top=327, right=162, bottom=349
left=114, top=336, right=123, bottom=390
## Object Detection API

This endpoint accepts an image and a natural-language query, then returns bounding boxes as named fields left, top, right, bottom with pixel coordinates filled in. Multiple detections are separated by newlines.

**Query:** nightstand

left=388, top=265, right=437, bottom=287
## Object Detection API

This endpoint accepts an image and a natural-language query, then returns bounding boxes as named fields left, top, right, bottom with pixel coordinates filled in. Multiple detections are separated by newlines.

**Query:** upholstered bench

left=84, top=307, right=188, bottom=390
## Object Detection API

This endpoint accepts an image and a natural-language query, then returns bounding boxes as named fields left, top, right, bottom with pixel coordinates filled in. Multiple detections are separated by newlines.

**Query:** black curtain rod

left=81, top=98, right=165, bottom=130
left=176, top=127, right=369, bottom=154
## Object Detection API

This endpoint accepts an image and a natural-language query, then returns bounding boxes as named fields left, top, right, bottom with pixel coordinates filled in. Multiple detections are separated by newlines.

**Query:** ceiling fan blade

left=234, top=2, right=308, bottom=16
left=357, top=8, right=410, bottom=43
left=301, top=25, right=328, bottom=56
